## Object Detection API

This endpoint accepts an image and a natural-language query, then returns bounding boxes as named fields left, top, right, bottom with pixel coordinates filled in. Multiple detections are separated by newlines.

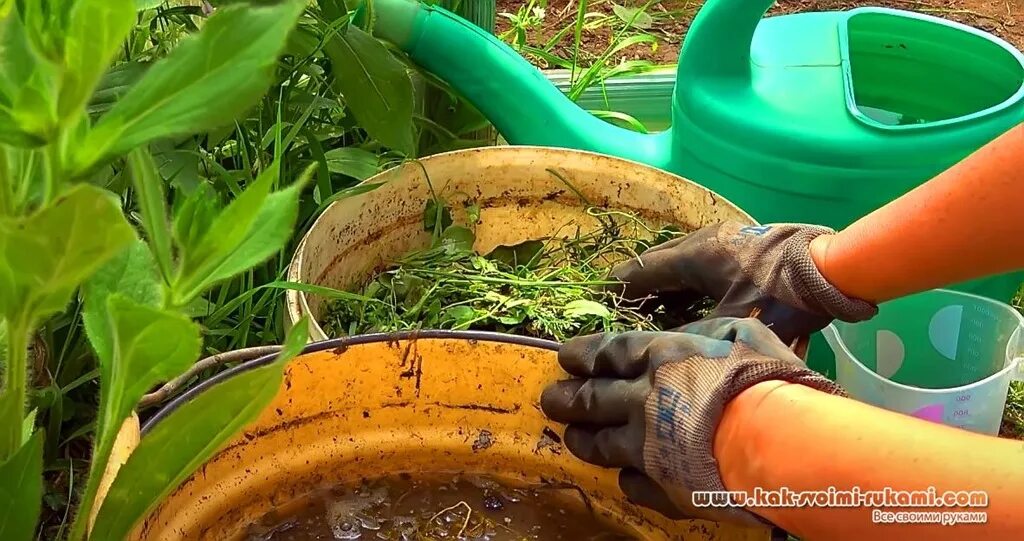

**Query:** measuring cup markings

left=828, top=289, right=1024, bottom=435
left=970, top=304, right=1001, bottom=318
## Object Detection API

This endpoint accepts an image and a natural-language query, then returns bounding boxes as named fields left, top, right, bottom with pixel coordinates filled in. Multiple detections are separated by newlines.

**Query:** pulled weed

left=322, top=195, right=712, bottom=342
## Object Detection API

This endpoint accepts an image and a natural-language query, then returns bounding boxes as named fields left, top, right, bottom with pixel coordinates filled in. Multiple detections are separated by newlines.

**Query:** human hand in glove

left=610, top=222, right=877, bottom=347
left=540, top=318, right=845, bottom=526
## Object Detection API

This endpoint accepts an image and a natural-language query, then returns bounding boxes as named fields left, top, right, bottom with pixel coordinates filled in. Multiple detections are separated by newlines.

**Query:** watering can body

left=371, top=0, right=1024, bottom=302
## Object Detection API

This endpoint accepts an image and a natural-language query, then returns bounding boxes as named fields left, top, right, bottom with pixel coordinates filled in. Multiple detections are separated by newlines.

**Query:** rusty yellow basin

left=119, top=333, right=776, bottom=540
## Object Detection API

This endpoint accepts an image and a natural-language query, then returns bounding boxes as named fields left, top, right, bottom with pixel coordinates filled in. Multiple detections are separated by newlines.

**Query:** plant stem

left=36, top=142, right=63, bottom=207
left=138, top=346, right=283, bottom=409
left=0, top=315, right=31, bottom=460
left=410, top=268, right=617, bottom=287
left=0, top=146, right=12, bottom=217
left=67, top=444, right=104, bottom=541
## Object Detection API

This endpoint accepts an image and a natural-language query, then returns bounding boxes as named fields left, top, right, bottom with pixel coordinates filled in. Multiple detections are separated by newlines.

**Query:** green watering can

left=369, top=0, right=1024, bottom=302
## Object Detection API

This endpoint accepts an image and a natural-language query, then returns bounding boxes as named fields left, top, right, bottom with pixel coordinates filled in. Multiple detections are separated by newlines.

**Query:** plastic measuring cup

left=822, top=289, right=1024, bottom=435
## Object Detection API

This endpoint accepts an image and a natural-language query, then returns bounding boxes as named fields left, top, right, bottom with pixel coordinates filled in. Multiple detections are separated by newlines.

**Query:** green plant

left=7, top=0, right=432, bottom=531
left=498, top=0, right=548, bottom=49
left=0, top=1, right=317, bottom=539
left=1005, top=294, right=1024, bottom=438
left=1003, top=381, right=1024, bottom=439
left=498, top=0, right=662, bottom=113
left=565, top=0, right=661, bottom=101
left=178, top=0, right=421, bottom=357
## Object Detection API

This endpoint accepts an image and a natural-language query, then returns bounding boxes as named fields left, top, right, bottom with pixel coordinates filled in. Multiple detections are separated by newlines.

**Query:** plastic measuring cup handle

left=1012, top=356, right=1024, bottom=382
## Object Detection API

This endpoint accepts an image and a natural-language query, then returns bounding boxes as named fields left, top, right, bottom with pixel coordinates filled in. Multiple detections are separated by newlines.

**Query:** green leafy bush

left=0, top=1, right=317, bottom=539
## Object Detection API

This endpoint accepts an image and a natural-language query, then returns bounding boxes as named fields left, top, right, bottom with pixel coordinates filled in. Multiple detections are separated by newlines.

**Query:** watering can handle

left=677, top=0, right=777, bottom=82
left=359, top=0, right=666, bottom=165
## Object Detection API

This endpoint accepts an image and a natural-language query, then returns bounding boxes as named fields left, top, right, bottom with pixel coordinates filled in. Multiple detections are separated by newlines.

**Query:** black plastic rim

left=142, top=330, right=560, bottom=434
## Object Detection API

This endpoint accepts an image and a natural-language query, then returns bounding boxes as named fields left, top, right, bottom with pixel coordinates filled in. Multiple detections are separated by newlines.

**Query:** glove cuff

left=778, top=225, right=878, bottom=323
left=643, top=347, right=845, bottom=527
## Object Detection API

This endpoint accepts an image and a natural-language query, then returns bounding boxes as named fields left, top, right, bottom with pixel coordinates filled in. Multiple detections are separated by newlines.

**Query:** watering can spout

left=362, top=0, right=670, bottom=166
left=677, top=0, right=776, bottom=82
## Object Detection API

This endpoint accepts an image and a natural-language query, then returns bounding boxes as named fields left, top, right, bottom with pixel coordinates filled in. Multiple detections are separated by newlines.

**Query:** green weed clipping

left=322, top=196, right=713, bottom=342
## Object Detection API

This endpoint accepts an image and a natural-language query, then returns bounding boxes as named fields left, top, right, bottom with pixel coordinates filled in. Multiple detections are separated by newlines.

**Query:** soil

left=494, top=0, right=1024, bottom=67
left=245, top=474, right=636, bottom=540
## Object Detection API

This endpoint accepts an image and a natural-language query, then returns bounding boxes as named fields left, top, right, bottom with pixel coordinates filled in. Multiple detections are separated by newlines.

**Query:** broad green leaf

left=127, top=149, right=173, bottom=281
left=171, top=182, right=218, bottom=252
left=497, top=312, right=526, bottom=326
left=444, top=305, right=476, bottom=327
left=12, top=0, right=57, bottom=52
left=90, top=319, right=309, bottom=541
left=0, top=184, right=135, bottom=321
left=0, top=145, right=48, bottom=208
left=97, top=295, right=201, bottom=463
left=324, top=25, right=414, bottom=155
left=59, top=0, right=135, bottom=123
left=0, top=431, right=42, bottom=541
left=317, top=0, right=348, bottom=22
left=19, top=409, right=34, bottom=443
left=487, top=240, right=544, bottom=268
left=324, top=147, right=378, bottom=180
left=466, top=203, right=481, bottom=224
left=563, top=299, right=612, bottom=319
left=440, top=225, right=475, bottom=252
left=0, top=109, right=44, bottom=147
left=73, top=1, right=306, bottom=171
left=87, top=61, right=148, bottom=117
left=0, top=6, right=35, bottom=99
left=423, top=199, right=453, bottom=233
left=172, top=165, right=278, bottom=300
left=82, top=240, right=163, bottom=365
left=181, top=296, right=214, bottom=318
left=285, top=24, right=322, bottom=60
left=174, top=169, right=311, bottom=303
left=71, top=294, right=201, bottom=541
left=0, top=5, right=59, bottom=143
left=152, top=139, right=201, bottom=193
left=611, top=4, right=653, bottom=30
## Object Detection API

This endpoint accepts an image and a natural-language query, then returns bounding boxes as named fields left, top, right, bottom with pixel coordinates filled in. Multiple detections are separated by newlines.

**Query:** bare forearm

left=713, top=382, right=1024, bottom=540
left=809, top=123, right=1024, bottom=303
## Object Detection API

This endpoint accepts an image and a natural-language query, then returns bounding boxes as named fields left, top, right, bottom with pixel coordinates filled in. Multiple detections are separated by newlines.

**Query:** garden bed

left=495, top=0, right=1024, bottom=68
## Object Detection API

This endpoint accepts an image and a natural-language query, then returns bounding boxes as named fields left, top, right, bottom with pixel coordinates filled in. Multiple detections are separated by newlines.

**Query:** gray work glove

left=541, top=318, right=846, bottom=526
left=611, top=222, right=878, bottom=346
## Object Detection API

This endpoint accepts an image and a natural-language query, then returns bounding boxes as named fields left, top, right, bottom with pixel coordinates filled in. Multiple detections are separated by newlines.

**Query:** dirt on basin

left=245, top=474, right=637, bottom=540
left=494, top=0, right=1024, bottom=68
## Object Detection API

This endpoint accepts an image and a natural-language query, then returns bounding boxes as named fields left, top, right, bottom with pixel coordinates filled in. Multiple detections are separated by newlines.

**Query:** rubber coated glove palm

left=541, top=318, right=845, bottom=526
left=610, top=222, right=877, bottom=346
